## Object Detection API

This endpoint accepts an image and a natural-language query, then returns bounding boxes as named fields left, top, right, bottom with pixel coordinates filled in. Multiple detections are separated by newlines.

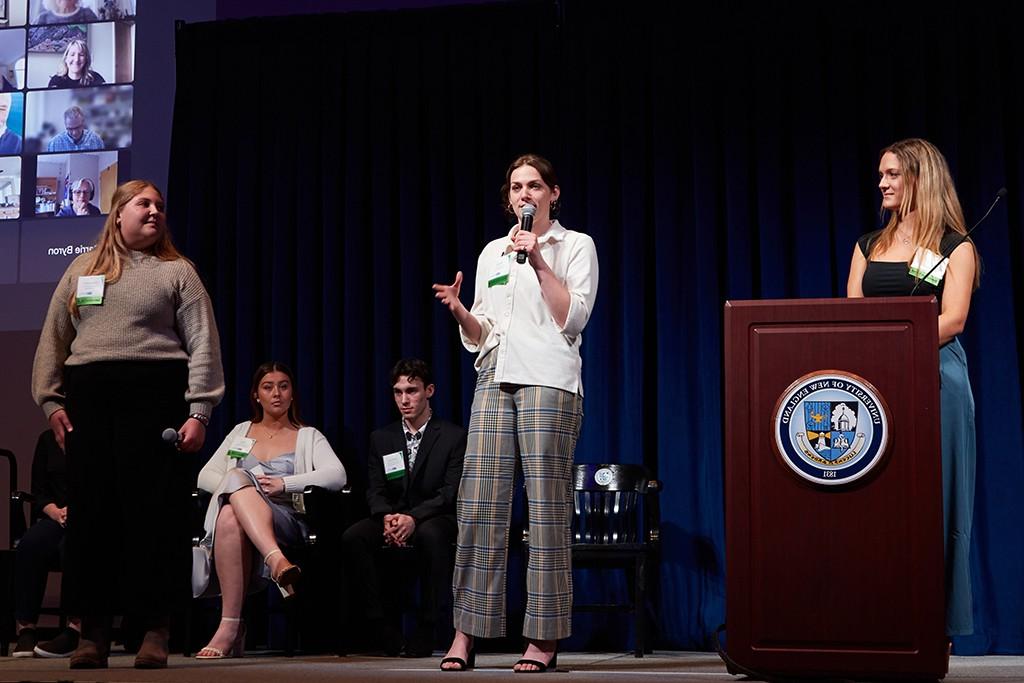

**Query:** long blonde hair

left=870, top=138, right=980, bottom=289
left=57, top=40, right=100, bottom=86
left=68, top=180, right=190, bottom=317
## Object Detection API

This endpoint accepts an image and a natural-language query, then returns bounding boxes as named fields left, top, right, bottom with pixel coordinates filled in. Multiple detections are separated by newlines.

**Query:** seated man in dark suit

left=342, top=358, right=465, bottom=657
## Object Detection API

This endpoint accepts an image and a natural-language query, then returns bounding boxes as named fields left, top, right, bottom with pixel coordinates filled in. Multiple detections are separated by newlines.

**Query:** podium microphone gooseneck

left=909, top=188, right=1007, bottom=295
left=516, top=203, right=537, bottom=264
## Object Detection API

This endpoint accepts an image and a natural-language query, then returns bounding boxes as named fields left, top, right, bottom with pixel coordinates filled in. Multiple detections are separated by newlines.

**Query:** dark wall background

left=170, top=0, right=1024, bottom=654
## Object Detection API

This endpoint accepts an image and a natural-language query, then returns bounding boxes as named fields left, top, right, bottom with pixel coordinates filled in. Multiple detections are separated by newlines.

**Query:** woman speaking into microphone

left=433, top=154, right=598, bottom=672
left=32, top=180, right=224, bottom=669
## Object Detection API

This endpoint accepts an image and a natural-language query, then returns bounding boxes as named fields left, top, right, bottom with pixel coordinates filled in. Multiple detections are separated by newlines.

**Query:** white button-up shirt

left=461, top=220, right=598, bottom=395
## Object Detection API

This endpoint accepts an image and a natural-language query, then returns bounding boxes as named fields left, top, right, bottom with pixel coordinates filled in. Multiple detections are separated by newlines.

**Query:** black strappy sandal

left=514, top=650, right=557, bottom=673
left=440, top=649, right=476, bottom=671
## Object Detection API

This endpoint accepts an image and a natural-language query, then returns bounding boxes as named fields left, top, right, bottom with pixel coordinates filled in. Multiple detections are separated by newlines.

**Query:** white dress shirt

left=461, top=220, right=598, bottom=395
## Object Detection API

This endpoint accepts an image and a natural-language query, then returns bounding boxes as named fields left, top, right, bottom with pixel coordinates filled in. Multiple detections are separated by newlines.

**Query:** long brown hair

left=870, top=138, right=980, bottom=289
left=68, top=180, right=189, bottom=317
left=249, top=361, right=306, bottom=428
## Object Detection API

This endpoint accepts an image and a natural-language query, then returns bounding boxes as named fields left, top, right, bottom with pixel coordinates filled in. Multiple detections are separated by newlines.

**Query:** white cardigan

left=196, top=422, right=347, bottom=551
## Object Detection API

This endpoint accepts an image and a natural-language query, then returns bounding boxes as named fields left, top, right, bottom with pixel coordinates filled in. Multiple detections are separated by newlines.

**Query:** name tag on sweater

left=76, top=275, right=105, bottom=306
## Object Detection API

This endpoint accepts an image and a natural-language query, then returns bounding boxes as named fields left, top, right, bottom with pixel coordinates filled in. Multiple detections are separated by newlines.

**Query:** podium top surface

left=725, top=295, right=937, bottom=309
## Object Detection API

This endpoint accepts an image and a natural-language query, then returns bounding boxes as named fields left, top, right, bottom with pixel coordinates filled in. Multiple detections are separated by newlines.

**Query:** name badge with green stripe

left=908, top=247, right=948, bottom=286
left=75, top=275, right=105, bottom=306
left=227, top=437, right=255, bottom=459
left=488, top=253, right=512, bottom=288
left=383, top=451, right=406, bottom=480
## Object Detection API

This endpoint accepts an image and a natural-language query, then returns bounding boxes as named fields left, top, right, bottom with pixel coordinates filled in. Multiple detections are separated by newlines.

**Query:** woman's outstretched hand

left=432, top=271, right=464, bottom=313
left=433, top=270, right=482, bottom=344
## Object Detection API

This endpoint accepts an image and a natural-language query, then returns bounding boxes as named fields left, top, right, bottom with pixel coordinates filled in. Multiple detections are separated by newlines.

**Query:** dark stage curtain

left=169, top=0, right=1024, bottom=653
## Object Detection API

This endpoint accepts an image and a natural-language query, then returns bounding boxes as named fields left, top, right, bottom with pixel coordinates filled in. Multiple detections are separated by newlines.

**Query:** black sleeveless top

left=857, top=229, right=967, bottom=306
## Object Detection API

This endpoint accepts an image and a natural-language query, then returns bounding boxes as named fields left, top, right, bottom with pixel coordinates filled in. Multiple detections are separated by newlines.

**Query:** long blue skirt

left=940, top=337, right=976, bottom=636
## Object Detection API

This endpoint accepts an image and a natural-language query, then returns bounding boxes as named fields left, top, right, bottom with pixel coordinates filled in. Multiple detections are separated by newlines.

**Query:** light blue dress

left=207, top=452, right=307, bottom=594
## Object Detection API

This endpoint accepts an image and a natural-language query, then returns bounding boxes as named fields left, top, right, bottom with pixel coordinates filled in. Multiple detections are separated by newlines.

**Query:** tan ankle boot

left=134, top=618, right=170, bottom=669
left=69, top=617, right=110, bottom=669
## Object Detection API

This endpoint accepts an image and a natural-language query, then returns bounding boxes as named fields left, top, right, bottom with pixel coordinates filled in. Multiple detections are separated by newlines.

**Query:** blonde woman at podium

left=847, top=137, right=980, bottom=637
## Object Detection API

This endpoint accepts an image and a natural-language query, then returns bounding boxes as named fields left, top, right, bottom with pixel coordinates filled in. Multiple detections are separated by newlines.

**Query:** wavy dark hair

left=499, top=153, right=560, bottom=219
left=390, top=357, right=433, bottom=387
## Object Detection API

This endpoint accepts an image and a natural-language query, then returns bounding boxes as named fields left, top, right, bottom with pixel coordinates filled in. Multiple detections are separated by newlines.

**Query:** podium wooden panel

left=724, top=297, right=947, bottom=680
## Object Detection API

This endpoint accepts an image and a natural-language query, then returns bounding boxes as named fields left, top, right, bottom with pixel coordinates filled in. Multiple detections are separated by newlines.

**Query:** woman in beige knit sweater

left=31, top=180, right=224, bottom=670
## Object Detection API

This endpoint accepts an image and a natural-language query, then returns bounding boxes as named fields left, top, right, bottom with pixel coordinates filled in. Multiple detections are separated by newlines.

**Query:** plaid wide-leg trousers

left=452, top=361, right=583, bottom=640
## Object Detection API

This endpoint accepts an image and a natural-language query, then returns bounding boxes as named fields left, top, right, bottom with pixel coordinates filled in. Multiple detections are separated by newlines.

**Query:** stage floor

left=2, top=651, right=1024, bottom=682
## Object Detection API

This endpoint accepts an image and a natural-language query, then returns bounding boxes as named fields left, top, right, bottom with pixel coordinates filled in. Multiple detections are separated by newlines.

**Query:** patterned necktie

left=406, top=430, right=422, bottom=471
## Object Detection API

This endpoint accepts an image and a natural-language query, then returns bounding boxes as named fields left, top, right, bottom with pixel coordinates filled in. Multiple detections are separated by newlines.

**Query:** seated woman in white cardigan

left=194, top=361, right=346, bottom=659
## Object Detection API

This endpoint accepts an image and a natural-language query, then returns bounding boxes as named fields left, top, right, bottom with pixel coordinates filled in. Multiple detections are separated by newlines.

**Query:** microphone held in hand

left=516, top=204, right=537, bottom=264
left=162, top=428, right=181, bottom=445
left=910, top=188, right=1006, bottom=295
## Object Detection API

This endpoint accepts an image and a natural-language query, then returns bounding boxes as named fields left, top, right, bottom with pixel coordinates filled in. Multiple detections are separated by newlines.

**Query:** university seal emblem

left=772, top=371, right=890, bottom=486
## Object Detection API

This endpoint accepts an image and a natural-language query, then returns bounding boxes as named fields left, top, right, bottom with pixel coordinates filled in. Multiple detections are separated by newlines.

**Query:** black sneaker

left=34, top=627, right=80, bottom=658
left=12, top=628, right=36, bottom=658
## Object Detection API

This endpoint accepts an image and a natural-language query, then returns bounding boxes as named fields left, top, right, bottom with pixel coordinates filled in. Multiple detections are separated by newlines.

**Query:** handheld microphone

left=516, top=204, right=536, bottom=264
left=910, top=188, right=1006, bottom=295
left=162, top=428, right=181, bottom=445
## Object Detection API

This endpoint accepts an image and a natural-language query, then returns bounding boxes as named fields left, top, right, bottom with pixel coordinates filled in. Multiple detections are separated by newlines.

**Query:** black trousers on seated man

left=342, top=416, right=465, bottom=656
left=343, top=514, right=457, bottom=654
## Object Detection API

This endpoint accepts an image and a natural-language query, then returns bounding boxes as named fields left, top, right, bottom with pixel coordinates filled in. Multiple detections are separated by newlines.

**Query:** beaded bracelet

left=189, top=413, right=210, bottom=427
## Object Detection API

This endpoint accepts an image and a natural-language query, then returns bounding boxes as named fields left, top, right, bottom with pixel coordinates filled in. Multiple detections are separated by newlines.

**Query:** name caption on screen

left=48, top=244, right=96, bottom=257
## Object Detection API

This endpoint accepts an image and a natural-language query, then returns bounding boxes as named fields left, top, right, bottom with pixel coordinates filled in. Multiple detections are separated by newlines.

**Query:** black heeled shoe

left=514, top=647, right=558, bottom=673
left=440, top=638, right=476, bottom=671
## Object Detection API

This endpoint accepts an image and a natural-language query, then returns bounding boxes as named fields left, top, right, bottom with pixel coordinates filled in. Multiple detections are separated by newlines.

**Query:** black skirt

left=62, top=360, right=191, bottom=616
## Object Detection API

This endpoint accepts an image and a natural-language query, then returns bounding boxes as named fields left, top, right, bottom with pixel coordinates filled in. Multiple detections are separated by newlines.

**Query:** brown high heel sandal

left=264, top=548, right=300, bottom=598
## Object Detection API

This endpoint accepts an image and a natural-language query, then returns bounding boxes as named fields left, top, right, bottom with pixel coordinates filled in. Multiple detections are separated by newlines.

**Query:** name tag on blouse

left=75, top=275, right=105, bottom=306
left=383, top=450, right=406, bottom=480
left=908, top=248, right=948, bottom=286
left=488, top=253, right=511, bottom=288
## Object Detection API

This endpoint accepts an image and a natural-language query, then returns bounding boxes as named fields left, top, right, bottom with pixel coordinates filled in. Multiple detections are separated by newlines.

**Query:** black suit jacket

left=366, top=417, right=466, bottom=523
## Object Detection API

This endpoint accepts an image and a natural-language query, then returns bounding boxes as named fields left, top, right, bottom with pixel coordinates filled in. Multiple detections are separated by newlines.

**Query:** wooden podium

left=723, top=297, right=947, bottom=680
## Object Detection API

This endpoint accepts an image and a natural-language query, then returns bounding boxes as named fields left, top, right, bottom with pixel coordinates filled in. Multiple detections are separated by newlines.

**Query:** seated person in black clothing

left=342, top=358, right=466, bottom=657
left=48, top=40, right=105, bottom=89
left=56, top=179, right=102, bottom=217
left=12, top=431, right=80, bottom=658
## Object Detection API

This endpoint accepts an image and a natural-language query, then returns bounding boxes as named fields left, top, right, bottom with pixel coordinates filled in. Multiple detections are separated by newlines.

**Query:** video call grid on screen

left=0, top=0, right=136, bottom=285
